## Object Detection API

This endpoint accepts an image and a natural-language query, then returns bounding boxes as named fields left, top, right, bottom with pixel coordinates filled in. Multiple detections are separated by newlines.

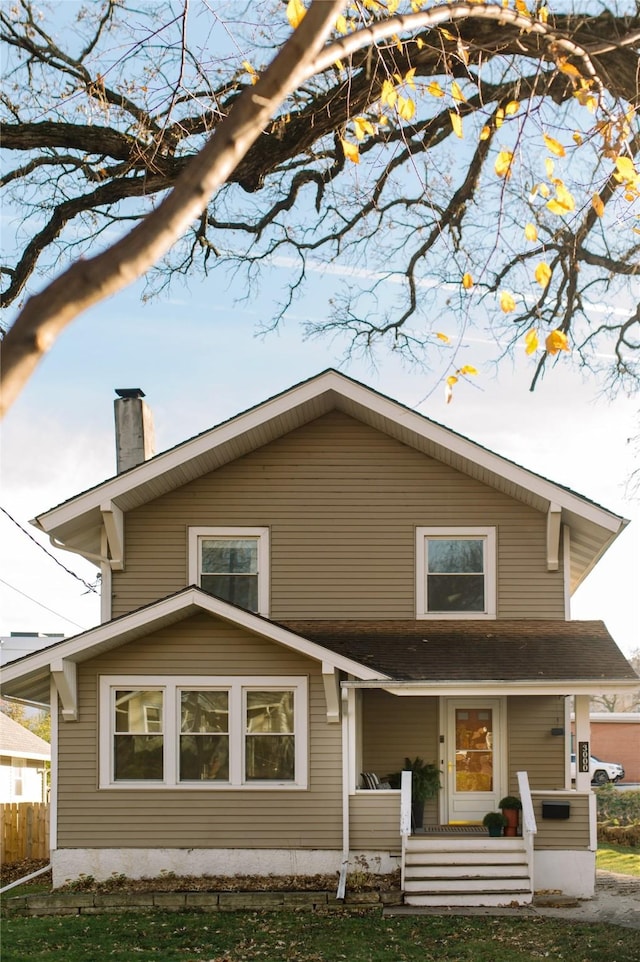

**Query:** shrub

left=595, top=787, right=640, bottom=825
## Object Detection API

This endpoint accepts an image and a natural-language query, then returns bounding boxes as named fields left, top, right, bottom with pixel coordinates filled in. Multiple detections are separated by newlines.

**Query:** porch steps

left=404, top=836, right=532, bottom=907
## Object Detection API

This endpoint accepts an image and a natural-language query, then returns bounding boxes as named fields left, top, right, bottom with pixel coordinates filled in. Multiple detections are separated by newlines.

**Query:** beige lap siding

left=350, top=792, right=402, bottom=850
left=56, top=615, right=342, bottom=850
left=506, top=696, right=565, bottom=792
left=110, top=412, right=566, bottom=621
left=531, top=792, right=591, bottom=850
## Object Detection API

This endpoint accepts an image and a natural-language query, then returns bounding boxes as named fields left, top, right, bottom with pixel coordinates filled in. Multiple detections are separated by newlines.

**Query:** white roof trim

left=0, top=588, right=387, bottom=685
left=342, top=679, right=640, bottom=696
left=34, top=371, right=624, bottom=535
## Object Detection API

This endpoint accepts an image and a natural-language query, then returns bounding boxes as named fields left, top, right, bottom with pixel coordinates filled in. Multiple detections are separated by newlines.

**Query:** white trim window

left=188, top=527, right=269, bottom=615
left=100, top=675, right=307, bottom=789
left=416, top=527, right=496, bottom=619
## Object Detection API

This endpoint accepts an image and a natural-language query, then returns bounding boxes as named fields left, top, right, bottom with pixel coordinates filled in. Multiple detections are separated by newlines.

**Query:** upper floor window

left=416, top=527, right=496, bottom=619
left=188, top=527, right=269, bottom=616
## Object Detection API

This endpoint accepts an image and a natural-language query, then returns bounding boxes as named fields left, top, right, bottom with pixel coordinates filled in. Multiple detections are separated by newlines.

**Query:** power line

left=0, top=578, right=86, bottom=630
left=0, top=506, right=99, bottom=594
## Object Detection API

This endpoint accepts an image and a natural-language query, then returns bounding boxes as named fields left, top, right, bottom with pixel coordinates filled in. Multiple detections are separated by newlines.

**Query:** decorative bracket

left=101, top=501, right=124, bottom=571
left=51, top=658, right=78, bottom=722
left=546, top=503, right=562, bottom=571
left=322, top=663, right=341, bottom=724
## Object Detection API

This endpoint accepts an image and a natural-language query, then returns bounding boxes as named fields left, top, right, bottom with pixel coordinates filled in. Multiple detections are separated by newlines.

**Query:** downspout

left=336, top=685, right=350, bottom=900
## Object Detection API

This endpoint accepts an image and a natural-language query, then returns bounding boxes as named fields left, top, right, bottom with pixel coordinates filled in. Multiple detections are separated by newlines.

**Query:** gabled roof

left=0, top=712, right=50, bottom=760
left=0, top=587, right=387, bottom=706
left=33, top=369, right=627, bottom=592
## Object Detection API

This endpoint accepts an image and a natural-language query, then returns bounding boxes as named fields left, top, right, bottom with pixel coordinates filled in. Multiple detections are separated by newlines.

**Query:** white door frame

left=439, top=696, right=507, bottom=824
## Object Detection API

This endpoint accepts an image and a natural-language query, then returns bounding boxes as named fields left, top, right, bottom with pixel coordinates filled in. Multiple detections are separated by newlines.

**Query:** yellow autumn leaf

left=545, top=157, right=555, bottom=178
left=451, top=81, right=466, bottom=103
left=573, top=132, right=583, bottom=145
left=524, top=328, right=539, bottom=355
left=335, top=14, right=348, bottom=34
left=445, top=375, right=458, bottom=404
left=494, top=150, right=513, bottom=179
left=439, top=27, right=456, bottom=41
left=286, top=0, right=306, bottom=29
left=504, top=100, right=520, bottom=116
left=535, top=262, right=552, bottom=288
left=450, top=111, right=463, bottom=139
left=615, top=156, right=637, bottom=183
left=545, top=329, right=570, bottom=355
left=462, top=273, right=473, bottom=290
left=543, top=134, right=566, bottom=157
left=480, top=125, right=491, bottom=141
left=387, top=0, right=400, bottom=12
left=380, top=79, right=397, bottom=109
left=495, top=107, right=504, bottom=129
left=353, top=117, right=374, bottom=141
left=547, top=183, right=575, bottom=215
left=458, top=365, right=478, bottom=376
left=592, top=194, right=605, bottom=217
left=558, top=59, right=582, bottom=78
left=427, top=80, right=445, bottom=98
left=415, top=36, right=424, bottom=50
left=242, top=61, right=258, bottom=85
left=515, top=0, right=529, bottom=12
left=538, top=183, right=550, bottom=198
left=341, top=138, right=360, bottom=164
left=398, top=97, right=416, bottom=121
left=524, top=223, right=538, bottom=241
left=436, top=332, right=450, bottom=343
left=500, top=291, right=516, bottom=313
left=538, top=3, right=549, bottom=23
left=404, top=68, right=416, bottom=89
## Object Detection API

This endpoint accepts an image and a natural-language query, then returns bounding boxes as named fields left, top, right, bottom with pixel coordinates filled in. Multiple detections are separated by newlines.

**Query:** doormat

left=421, top=826, right=483, bottom=834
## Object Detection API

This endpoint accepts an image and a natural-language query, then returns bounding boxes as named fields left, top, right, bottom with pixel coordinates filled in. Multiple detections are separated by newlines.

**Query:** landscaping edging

left=2, top=889, right=402, bottom=918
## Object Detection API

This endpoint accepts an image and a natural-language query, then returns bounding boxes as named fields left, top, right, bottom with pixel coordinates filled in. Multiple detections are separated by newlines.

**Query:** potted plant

left=482, top=811, right=507, bottom=837
left=498, top=795, right=522, bottom=837
left=389, top=757, right=441, bottom=831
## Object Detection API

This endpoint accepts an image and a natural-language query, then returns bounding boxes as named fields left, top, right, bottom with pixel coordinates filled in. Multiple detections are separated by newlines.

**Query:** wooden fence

left=0, top=803, right=50, bottom=862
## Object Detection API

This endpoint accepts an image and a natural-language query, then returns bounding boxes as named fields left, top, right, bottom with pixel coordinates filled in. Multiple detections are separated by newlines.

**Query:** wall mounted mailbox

left=542, top=800, right=570, bottom=820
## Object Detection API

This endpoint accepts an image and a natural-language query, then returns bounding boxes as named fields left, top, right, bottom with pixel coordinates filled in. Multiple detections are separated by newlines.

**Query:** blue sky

left=1, top=256, right=638, bottom=657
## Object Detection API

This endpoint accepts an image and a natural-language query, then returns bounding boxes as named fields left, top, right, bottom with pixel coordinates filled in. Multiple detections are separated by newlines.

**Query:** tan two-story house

left=2, top=371, right=637, bottom=905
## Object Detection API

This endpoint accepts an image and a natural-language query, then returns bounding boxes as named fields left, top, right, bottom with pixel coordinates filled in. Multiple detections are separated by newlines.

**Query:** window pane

left=115, top=690, right=163, bottom=733
left=180, top=734, right=229, bottom=781
left=246, top=691, right=294, bottom=733
left=181, top=691, right=229, bottom=733
left=202, top=539, right=257, bottom=574
left=427, top=574, right=485, bottom=611
left=114, top=735, right=163, bottom=780
left=201, top=574, right=258, bottom=611
left=245, top=691, right=295, bottom=781
left=246, top=735, right=295, bottom=780
left=428, top=539, right=483, bottom=573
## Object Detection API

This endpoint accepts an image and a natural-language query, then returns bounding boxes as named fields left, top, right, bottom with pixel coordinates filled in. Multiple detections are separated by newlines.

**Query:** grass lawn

left=3, top=911, right=640, bottom=962
left=596, top=844, right=640, bottom=877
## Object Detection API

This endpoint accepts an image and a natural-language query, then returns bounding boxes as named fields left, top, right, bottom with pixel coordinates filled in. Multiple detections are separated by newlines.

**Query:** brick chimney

left=114, top=388, right=155, bottom=473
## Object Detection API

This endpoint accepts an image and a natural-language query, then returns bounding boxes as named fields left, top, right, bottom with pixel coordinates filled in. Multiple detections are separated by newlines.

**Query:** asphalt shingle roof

left=280, top=620, right=638, bottom=682
left=0, top=712, right=50, bottom=758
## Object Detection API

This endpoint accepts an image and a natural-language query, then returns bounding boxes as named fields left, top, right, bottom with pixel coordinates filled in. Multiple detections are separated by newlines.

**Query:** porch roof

left=282, top=619, right=638, bottom=688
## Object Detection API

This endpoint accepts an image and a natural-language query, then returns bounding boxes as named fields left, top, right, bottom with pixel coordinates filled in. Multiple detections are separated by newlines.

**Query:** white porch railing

left=400, top=770, right=412, bottom=889
left=517, top=770, right=537, bottom=895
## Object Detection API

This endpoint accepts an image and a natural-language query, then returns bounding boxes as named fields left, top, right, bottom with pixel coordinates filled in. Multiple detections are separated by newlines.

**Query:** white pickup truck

left=570, top=753, right=625, bottom=785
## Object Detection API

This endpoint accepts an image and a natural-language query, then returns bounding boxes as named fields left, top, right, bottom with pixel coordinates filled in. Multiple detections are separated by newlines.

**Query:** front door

left=444, top=699, right=504, bottom=824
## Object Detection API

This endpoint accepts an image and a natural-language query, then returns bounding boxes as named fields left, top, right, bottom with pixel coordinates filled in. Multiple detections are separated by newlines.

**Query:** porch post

left=574, top=695, right=591, bottom=792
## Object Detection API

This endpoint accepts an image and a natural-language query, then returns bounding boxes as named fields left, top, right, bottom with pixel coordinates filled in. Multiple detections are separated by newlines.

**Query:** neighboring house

left=0, top=712, right=50, bottom=803
left=576, top=713, right=640, bottom=784
left=1, top=371, right=638, bottom=905
left=1, top=633, right=65, bottom=667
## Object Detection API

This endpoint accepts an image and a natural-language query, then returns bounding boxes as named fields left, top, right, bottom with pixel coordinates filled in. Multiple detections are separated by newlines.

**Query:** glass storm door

left=445, top=699, right=503, bottom=824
